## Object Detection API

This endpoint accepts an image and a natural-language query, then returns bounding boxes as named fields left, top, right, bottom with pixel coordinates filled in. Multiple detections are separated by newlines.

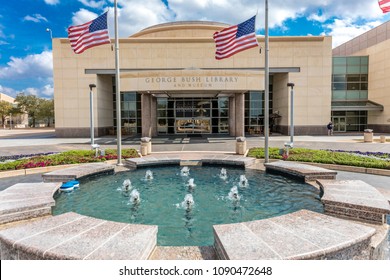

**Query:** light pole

left=287, top=82, right=295, bottom=145
left=46, top=28, right=52, bottom=39
left=89, top=84, right=96, bottom=146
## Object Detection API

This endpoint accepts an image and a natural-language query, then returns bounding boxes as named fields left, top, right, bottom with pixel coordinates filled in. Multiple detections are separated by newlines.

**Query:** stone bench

left=213, top=209, right=376, bottom=260
left=0, top=212, right=157, bottom=260
left=318, top=179, right=390, bottom=224
left=264, top=161, right=337, bottom=182
left=0, top=182, right=61, bottom=225
left=42, top=163, right=115, bottom=182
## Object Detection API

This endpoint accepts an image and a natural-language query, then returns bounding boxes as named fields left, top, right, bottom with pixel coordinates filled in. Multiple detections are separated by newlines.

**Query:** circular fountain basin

left=53, top=165, right=323, bottom=246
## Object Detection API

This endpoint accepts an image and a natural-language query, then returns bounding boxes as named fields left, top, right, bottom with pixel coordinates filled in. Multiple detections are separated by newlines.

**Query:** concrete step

left=213, top=209, right=376, bottom=260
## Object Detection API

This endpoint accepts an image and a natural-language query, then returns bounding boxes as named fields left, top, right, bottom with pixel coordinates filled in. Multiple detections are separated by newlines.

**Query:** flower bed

left=0, top=149, right=139, bottom=171
left=247, top=147, right=390, bottom=170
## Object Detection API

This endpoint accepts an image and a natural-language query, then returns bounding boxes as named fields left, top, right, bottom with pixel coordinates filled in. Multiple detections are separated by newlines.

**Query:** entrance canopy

left=331, top=100, right=384, bottom=111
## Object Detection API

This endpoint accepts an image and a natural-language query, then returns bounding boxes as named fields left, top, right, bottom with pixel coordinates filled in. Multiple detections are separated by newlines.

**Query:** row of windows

left=332, top=74, right=368, bottom=91
left=332, top=56, right=369, bottom=75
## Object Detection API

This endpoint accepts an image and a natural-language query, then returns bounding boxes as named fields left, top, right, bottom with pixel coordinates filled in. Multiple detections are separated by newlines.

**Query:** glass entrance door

left=332, top=116, right=346, bottom=132
left=175, top=118, right=211, bottom=134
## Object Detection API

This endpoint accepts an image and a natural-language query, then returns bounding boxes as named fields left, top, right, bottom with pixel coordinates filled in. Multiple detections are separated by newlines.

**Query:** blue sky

left=0, top=0, right=389, bottom=99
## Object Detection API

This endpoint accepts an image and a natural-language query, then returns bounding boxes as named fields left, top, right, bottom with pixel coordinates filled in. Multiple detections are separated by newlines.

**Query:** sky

left=0, top=0, right=389, bottom=99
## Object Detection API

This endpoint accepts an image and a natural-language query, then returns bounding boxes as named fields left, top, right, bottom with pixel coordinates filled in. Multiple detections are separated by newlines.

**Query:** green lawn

left=0, top=149, right=139, bottom=171
left=247, top=147, right=390, bottom=170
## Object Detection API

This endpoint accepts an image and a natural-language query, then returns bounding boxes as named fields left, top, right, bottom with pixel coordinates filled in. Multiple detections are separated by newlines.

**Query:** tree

left=0, top=100, right=13, bottom=129
left=14, top=93, right=40, bottom=127
left=37, top=99, right=54, bottom=127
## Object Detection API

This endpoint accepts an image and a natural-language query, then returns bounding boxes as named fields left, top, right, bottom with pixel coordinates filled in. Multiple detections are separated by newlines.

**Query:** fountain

left=145, top=170, right=153, bottom=180
left=187, top=178, right=196, bottom=189
left=129, top=189, right=140, bottom=204
left=181, top=166, right=190, bottom=176
left=54, top=165, right=324, bottom=246
left=228, top=186, right=240, bottom=201
left=181, top=194, right=194, bottom=210
left=219, top=168, right=228, bottom=180
left=122, top=179, right=132, bottom=192
left=239, top=175, right=248, bottom=187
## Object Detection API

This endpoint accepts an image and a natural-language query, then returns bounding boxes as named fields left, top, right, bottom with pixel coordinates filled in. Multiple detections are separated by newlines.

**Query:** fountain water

left=181, top=166, right=190, bottom=176
left=228, top=186, right=240, bottom=201
left=181, top=194, right=194, bottom=210
left=188, top=178, right=196, bottom=189
left=122, top=179, right=132, bottom=192
left=219, top=168, right=228, bottom=180
left=239, top=175, right=248, bottom=187
left=145, top=170, right=153, bottom=180
left=54, top=165, right=324, bottom=247
left=129, top=189, right=140, bottom=204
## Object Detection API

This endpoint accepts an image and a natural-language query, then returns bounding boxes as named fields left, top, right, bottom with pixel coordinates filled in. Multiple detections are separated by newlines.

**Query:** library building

left=52, top=20, right=390, bottom=137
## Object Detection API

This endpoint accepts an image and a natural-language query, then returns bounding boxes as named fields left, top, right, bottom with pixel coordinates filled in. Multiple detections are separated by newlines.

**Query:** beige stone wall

left=333, top=21, right=390, bottom=131
left=53, top=22, right=332, bottom=135
left=0, top=93, right=15, bottom=103
left=351, top=39, right=390, bottom=128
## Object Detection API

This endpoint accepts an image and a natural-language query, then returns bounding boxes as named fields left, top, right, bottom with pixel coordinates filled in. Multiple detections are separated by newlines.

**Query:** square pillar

left=141, top=93, right=151, bottom=137
left=150, top=96, right=157, bottom=137
left=235, top=93, right=245, bottom=137
left=229, top=96, right=236, bottom=136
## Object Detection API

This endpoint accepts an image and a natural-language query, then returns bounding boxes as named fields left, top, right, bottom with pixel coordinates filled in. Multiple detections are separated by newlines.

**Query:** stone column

left=150, top=95, right=157, bottom=137
left=141, top=93, right=151, bottom=137
left=235, top=93, right=245, bottom=137
left=229, top=96, right=236, bottom=136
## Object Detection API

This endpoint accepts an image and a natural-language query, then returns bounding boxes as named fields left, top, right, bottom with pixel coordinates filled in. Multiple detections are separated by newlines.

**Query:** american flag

left=68, top=12, right=110, bottom=54
left=213, top=16, right=259, bottom=60
left=379, top=0, right=390, bottom=13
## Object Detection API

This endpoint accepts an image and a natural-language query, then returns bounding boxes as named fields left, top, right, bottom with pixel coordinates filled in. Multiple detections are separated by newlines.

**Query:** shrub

left=0, top=148, right=139, bottom=171
left=247, top=147, right=390, bottom=170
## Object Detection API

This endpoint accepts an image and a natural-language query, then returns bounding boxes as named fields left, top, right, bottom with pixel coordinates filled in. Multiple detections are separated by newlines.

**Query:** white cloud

left=91, top=0, right=386, bottom=39
left=0, top=84, right=54, bottom=98
left=70, top=8, right=99, bottom=26
left=0, top=85, right=17, bottom=97
left=24, top=87, right=39, bottom=96
left=323, top=18, right=382, bottom=48
left=40, top=84, right=54, bottom=97
left=78, top=0, right=106, bottom=9
left=23, top=14, right=48, bottom=23
left=44, top=0, right=60, bottom=5
left=0, top=51, right=53, bottom=80
left=71, top=1, right=173, bottom=37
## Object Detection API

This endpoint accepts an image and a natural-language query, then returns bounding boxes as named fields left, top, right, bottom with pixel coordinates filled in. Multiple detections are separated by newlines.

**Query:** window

left=331, top=56, right=369, bottom=101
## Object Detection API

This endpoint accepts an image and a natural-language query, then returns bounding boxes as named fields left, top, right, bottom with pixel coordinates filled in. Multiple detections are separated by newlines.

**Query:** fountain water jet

left=219, top=168, right=228, bottom=180
left=145, top=170, right=153, bottom=180
left=122, top=179, right=132, bottom=192
left=239, top=175, right=248, bottom=187
left=129, top=189, right=140, bottom=204
left=181, top=194, right=194, bottom=210
left=181, top=166, right=190, bottom=176
left=228, top=186, right=240, bottom=201
left=188, top=178, right=196, bottom=189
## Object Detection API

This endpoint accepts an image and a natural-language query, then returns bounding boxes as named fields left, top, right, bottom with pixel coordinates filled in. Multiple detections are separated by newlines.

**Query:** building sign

left=144, top=76, right=240, bottom=89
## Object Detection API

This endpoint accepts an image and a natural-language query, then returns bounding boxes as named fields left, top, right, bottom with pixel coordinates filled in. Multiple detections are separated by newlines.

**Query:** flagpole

left=114, top=0, right=123, bottom=165
left=264, top=0, right=270, bottom=163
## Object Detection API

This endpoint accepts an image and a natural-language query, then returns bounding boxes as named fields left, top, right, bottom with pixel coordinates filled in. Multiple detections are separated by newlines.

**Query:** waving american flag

left=68, top=12, right=110, bottom=54
left=379, top=0, right=390, bottom=13
left=213, top=15, right=259, bottom=60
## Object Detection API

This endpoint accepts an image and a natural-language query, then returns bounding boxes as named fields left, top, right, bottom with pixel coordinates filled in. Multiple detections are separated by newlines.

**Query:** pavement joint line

left=42, top=220, right=107, bottom=258
left=82, top=224, right=130, bottom=260
left=12, top=215, right=86, bottom=247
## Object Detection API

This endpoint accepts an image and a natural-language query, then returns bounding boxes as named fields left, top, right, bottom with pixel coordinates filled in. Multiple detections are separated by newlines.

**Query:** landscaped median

left=247, top=147, right=390, bottom=170
left=0, top=149, right=139, bottom=172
